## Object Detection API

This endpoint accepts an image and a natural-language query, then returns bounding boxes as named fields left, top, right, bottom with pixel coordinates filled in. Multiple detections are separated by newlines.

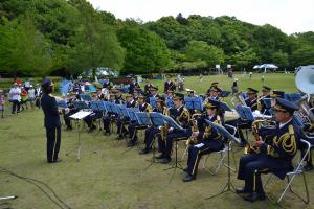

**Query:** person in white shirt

left=9, top=83, right=21, bottom=114
left=28, top=85, right=36, bottom=109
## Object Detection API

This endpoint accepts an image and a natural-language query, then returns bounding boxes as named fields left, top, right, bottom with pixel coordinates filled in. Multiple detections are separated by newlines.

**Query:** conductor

left=41, top=78, right=62, bottom=163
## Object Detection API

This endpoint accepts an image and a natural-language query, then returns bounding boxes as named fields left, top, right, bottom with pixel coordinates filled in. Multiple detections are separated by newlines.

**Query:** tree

left=67, top=0, right=125, bottom=75
left=117, top=23, right=171, bottom=74
left=230, top=49, right=260, bottom=69
left=272, top=50, right=289, bottom=68
left=0, top=16, right=53, bottom=76
left=185, top=41, right=224, bottom=66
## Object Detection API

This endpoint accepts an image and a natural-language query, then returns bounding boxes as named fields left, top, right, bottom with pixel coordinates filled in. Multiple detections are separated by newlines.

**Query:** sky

left=87, top=0, right=314, bottom=34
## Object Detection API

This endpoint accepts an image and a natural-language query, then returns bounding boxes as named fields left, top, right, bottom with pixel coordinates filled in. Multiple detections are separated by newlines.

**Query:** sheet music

left=253, top=110, right=272, bottom=119
left=70, top=111, right=92, bottom=120
left=205, top=120, right=241, bottom=144
left=195, top=143, right=204, bottom=148
left=163, top=115, right=183, bottom=130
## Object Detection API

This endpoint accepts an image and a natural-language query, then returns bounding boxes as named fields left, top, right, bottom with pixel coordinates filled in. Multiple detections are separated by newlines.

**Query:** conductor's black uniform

left=41, top=80, right=61, bottom=163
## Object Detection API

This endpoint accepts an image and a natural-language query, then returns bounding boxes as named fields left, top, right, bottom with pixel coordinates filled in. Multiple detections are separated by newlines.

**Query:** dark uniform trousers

left=187, top=139, right=224, bottom=176
left=84, top=110, right=103, bottom=129
left=142, top=126, right=161, bottom=150
left=45, top=125, right=62, bottom=162
left=159, top=129, right=192, bottom=159
left=41, top=93, right=62, bottom=162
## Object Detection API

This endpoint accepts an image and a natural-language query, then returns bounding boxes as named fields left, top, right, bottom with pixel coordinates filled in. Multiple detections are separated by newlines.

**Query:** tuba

left=295, top=66, right=314, bottom=131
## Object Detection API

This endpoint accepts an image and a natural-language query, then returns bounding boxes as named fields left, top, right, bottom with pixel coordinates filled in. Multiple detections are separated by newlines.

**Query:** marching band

left=32, top=71, right=313, bottom=203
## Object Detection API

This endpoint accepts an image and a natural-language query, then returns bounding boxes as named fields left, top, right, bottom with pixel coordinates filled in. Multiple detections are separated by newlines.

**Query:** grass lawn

left=0, top=73, right=313, bottom=209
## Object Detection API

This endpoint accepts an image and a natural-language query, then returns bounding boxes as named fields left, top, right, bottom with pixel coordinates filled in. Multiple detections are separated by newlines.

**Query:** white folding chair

left=264, top=139, right=311, bottom=204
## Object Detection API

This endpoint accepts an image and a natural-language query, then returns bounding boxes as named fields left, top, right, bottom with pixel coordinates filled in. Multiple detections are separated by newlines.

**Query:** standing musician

left=139, top=96, right=166, bottom=154
left=245, top=88, right=258, bottom=111
left=156, top=93, right=191, bottom=164
left=182, top=100, right=225, bottom=182
left=164, top=75, right=176, bottom=93
left=40, top=78, right=62, bottom=163
left=237, top=98, right=301, bottom=202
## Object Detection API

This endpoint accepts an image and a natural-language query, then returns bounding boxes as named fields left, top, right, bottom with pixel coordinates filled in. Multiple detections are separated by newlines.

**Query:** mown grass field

left=0, top=73, right=313, bottom=209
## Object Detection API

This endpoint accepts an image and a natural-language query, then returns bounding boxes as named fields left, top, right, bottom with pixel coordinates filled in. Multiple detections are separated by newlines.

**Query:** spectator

left=0, top=89, right=4, bottom=118
left=8, top=83, right=21, bottom=114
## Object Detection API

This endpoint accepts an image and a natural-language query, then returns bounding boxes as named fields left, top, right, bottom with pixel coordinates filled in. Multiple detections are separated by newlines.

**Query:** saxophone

left=186, top=113, right=202, bottom=145
left=244, top=119, right=275, bottom=154
left=160, top=107, right=171, bottom=140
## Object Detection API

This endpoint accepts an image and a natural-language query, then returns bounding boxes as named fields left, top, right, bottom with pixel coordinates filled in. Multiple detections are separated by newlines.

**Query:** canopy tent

left=253, top=64, right=278, bottom=73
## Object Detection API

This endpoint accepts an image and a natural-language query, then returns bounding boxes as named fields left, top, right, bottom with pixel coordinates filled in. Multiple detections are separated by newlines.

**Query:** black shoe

left=53, top=159, right=62, bottom=163
left=155, top=154, right=165, bottom=159
left=236, top=187, right=250, bottom=194
left=243, top=192, right=266, bottom=202
left=304, top=163, right=313, bottom=171
left=66, top=126, right=72, bottom=131
left=139, top=148, right=151, bottom=155
left=182, top=173, right=195, bottom=182
left=127, top=140, right=137, bottom=147
left=116, top=135, right=123, bottom=140
left=158, top=157, right=172, bottom=164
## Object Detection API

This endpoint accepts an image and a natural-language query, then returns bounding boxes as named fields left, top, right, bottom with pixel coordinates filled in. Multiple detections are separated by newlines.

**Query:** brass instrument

left=295, top=66, right=314, bottom=132
left=176, top=107, right=190, bottom=124
left=231, top=91, right=247, bottom=107
left=186, top=113, right=202, bottom=145
left=244, top=119, right=276, bottom=155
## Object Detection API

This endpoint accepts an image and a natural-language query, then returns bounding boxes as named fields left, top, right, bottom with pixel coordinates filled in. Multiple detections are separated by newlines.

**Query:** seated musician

left=84, top=94, right=103, bottom=133
left=245, top=88, right=258, bottom=111
left=116, top=94, right=136, bottom=139
left=164, top=75, right=176, bottom=93
left=103, top=91, right=121, bottom=135
left=270, top=90, right=285, bottom=108
left=182, top=100, right=225, bottom=182
left=206, top=85, right=222, bottom=102
left=127, top=95, right=152, bottom=147
left=63, top=94, right=81, bottom=131
left=156, top=93, right=191, bottom=164
left=139, top=96, right=166, bottom=154
left=237, top=98, right=300, bottom=202
left=258, top=86, right=271, bottom=114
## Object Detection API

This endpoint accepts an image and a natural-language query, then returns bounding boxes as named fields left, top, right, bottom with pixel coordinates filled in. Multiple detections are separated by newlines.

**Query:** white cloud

left=87, top=0, right=314, bottom=34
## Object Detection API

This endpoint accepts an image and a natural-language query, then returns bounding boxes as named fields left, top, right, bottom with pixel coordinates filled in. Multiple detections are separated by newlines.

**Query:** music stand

left=205, top=120, right=241, bottom=200
left=69, top=111, right=92, bottom=161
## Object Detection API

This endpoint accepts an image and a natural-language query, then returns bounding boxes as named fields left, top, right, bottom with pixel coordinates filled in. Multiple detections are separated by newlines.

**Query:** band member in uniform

left=157, top=93, right=191, bottom=164
left=116, top=94, right=136, bottom=139
left=258, top=86, right=271, bottom=114
left=40, top=78, right=62, bottom=163
left=245, top=88, right=258, bottom=111
left=206, top=85, right=222, bottom=102
left=139, top=96, right=166, bottom=154
left=237, top=98, right=300, bottom=202
left=164, top=75, right=176, bottom=93
left=182, top=100, right=225, bottom=182
left=127, top=95, right=152, bottom=147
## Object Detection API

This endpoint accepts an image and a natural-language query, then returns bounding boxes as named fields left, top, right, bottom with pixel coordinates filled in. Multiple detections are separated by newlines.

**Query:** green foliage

left=117, top=22, right=171, bottom=73
left=67, top=0, right=125, bottom=75
left=0, top=0, right=313, bottom=76
left=185, top=41, right=224, bottom=66
left=0, top=15, right=53, bottom=76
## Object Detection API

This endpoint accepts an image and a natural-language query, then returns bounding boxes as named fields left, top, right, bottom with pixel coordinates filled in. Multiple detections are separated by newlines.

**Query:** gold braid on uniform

left=203, top=116, right=222, bottom=140
left=267, top=125, right=297, bottom=157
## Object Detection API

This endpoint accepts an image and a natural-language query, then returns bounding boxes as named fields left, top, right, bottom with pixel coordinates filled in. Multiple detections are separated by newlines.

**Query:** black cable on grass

left=0, top=167, right=72, bottom=209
